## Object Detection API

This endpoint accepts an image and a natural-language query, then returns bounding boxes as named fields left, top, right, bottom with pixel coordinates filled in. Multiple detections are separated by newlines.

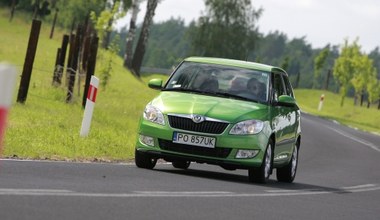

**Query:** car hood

left=150, top=91, right=269, bottom=123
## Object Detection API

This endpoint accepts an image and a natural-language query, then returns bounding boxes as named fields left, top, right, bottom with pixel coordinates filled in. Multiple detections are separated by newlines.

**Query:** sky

left=116, top=0, right=380, bottom=53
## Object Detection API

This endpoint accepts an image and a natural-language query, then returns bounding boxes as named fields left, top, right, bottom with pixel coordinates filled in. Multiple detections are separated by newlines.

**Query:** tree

left=9, top=0, right=18, bottom=22
left=123, top=0, right=144, bottom=69
left=143, top=18, right=190, bottom=68
left=90, top=1, right=126, bottom=49
left=103, top=0, right=132, bottom=49
left=283, top=37, right=314, bottom=88
left=367, top=72, right=380, bottom=108
left=351, top=54, right=375, bottom=106
left=130, top=0, right=159, bottom=77
left=333, top=39, right=362, bottom=107
left=281, top=56, right=289, bottom=72
left=369, top=47, right=380, bottom=79
left=313, top=46, right=330, bottom=89
left=189, top=0, right=262, bottom=60
left=253, top=31, right=287, bottom=64
left=56, top=0, right=106, bottom=28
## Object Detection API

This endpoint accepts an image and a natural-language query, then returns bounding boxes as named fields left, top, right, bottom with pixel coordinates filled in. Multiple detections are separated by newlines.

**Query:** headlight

left=229, top=120, right=264, bottom=135
left=143, top=104, right=165, bottom=125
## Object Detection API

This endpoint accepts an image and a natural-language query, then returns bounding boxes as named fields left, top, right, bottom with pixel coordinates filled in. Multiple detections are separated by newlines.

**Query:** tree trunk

left=9, top=0, right=16, bottom=22
left=295, top=71, right=300, bottom=88
left=102, top=17, right=114, bottom=49
left=124, top=0, right=141, bottom=69
left=324, top=69, right=331, bottom=90
left=102, top=1, right=117, bottom=49
left=50, top=8, right=59, bottom=39
left=378, top=99, right=380, bottom=110
left=360, top=92, right=364, bottom=106
left=131, top=0, right=158, bottom=77
left=33, top=0, right=40, bottom=20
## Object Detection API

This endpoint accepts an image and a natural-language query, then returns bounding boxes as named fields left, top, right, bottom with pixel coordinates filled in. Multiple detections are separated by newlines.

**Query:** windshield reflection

left=164, top=61, right=270, bottom=103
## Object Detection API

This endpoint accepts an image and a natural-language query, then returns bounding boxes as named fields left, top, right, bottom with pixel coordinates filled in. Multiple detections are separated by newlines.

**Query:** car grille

left=158, top=139, right=232, bottom=159
left=168, top=115, right=229, bottom=134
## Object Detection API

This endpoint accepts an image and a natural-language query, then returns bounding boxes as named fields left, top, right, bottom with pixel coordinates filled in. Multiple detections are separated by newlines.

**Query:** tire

left=135, top=149, right=157, bottom=169
left=248, top=140, right=273, bottom=184
left=172, top=161, right=191, bottom=169
left=276, top=142, right=299, bottom=183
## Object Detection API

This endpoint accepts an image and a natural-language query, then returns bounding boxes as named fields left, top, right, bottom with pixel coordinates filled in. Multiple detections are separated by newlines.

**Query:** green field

left=0, top=9, right=379, bottom=162
left=294, top=89, right=380, bottom=134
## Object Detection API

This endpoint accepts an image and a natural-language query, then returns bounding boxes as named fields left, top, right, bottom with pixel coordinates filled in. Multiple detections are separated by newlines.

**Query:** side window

left=282, top=75, right=294, bottom=97
left=273, top=73, right=286, bottom=101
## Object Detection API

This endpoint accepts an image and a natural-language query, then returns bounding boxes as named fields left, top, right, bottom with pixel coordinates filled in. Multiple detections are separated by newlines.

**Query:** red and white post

left=80, top=76, right=99, bottom=137
left=0, top=64, right=17, bottom=148
left=318, top=94, right=325, bottom=111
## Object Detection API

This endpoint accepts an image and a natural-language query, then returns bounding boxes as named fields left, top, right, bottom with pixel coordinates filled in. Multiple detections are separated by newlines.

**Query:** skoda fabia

left=135, top=57, right=301, bottom=183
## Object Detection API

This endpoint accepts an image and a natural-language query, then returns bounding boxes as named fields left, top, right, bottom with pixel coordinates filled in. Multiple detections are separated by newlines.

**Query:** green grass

left=294, top=89, right=380, bottom=134
left=0, top=8, right=378, bottom=162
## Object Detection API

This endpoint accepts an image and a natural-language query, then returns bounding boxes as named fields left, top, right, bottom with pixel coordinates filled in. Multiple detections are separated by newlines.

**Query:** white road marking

left=302, top=115, right=379, bottom=153
left=0, top=189, right=72, bottom=193
left=327, top=127, right=380, bottom=153
left=265, top=189, right=321, bottom=193
left=0, top=184, right=379, bottom=198
left=133, top=191, right=232, bottom=195
left=342, top=184, right=376, bottom=190
left=0, top=158, right=135, bottom=166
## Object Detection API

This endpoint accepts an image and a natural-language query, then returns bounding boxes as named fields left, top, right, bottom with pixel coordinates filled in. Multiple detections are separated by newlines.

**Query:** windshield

left=164, top=61, right=270, bottom=103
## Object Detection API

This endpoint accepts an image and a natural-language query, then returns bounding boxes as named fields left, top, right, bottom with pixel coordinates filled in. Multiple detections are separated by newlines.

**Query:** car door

left=281, top=74, right=299, bottom=148
left=271, top=72, right=298, bottom=162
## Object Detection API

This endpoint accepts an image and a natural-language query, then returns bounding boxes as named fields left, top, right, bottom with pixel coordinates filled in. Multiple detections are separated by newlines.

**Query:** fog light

left=139, top=135, right=154, bottom=147
left=236, top=150, right=259, bottom=159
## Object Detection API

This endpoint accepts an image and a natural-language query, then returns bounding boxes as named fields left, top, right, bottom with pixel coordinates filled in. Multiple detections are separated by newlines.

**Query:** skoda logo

left=191, top=115, right=205, bottom=123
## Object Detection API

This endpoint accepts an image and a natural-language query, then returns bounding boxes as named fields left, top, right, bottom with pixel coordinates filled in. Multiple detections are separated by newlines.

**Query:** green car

left=135, top=57, right=301, bottom=183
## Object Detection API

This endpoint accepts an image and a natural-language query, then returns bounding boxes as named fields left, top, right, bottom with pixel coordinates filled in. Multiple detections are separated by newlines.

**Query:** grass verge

left=294, top=89, right=380, bottom=134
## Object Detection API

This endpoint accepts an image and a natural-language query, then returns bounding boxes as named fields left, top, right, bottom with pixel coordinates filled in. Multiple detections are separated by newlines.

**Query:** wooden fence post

left=65, top=33, right=76, bottom=86
left=52, top=48, right=61, bottom=85
left=56, top=34, right=69, bottom=85
left=66, top=25, right=82, bottom=103
left=82, top=36, right=99, bottom=108
left=17, top=19, right=41, bottom=104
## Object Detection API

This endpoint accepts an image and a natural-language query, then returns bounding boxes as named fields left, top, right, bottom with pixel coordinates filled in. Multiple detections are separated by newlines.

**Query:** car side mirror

left=277, top=95, right=298, bottom=108
left=148, top=78, right=163, bottom=90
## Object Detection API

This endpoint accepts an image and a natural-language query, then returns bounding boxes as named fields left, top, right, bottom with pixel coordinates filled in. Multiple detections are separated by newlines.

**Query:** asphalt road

left=0, top=113, right=379, bottom=220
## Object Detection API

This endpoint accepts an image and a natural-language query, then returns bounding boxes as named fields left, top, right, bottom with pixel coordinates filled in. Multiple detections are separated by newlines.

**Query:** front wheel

left=248, top=140, right=273, bottom=184
left=135, top=149, right=157, bottom=169
left=276, top=143, right=299, bottom=183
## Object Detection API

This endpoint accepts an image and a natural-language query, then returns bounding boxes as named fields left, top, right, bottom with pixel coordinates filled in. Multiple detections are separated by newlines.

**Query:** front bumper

left=135, top=119, right=271, bottom=169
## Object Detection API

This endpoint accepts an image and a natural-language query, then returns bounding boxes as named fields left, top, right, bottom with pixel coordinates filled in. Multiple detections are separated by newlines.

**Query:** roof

left=184, top=57, right=286, bottom=74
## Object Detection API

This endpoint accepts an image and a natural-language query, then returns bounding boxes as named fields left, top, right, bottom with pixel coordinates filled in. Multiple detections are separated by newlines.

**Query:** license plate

left=173, top=132, right=216, bottom=148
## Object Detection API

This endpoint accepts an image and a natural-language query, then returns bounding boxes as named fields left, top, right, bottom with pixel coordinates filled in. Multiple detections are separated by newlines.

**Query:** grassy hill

left=1, top=8, right=160, bottom=161
left=0, top=8, right=378, bottom=162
